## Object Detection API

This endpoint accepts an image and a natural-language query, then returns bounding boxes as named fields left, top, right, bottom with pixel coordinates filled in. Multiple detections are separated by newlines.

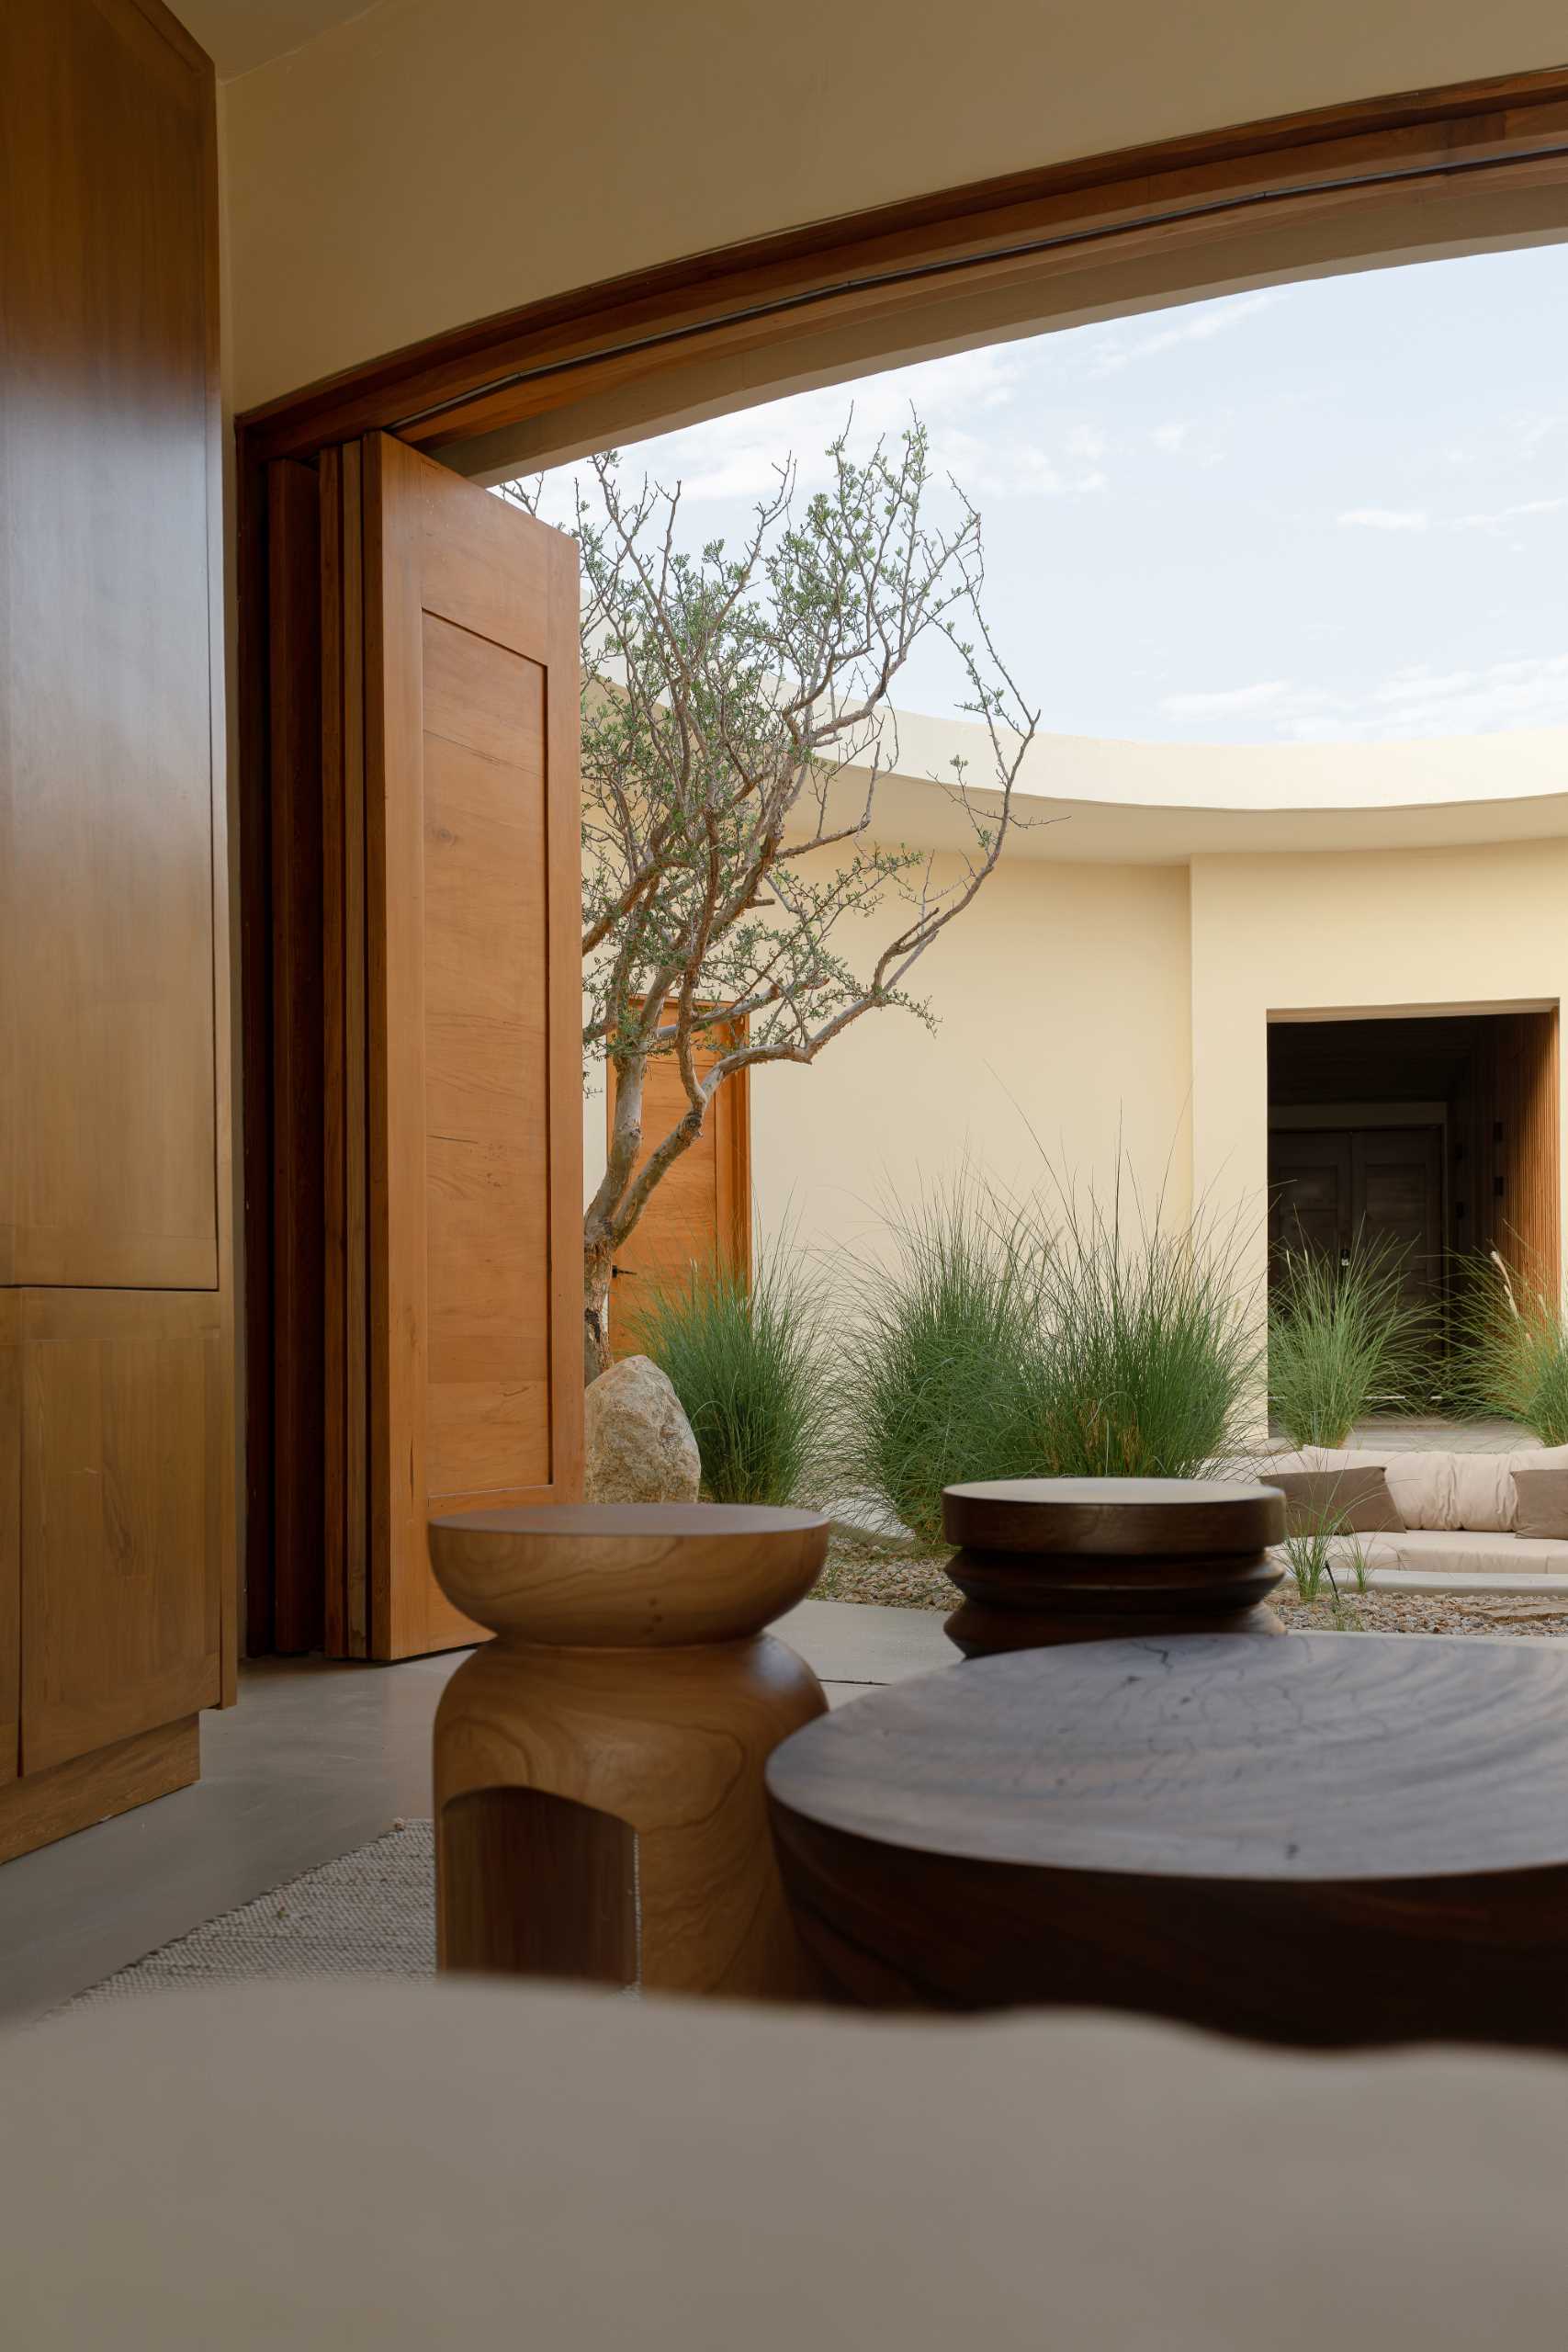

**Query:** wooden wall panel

left=1481, top=1010, right=1562, bottom=1299
left=0, top=0, right=220, bottom=1291
left=17, top=1290, right=222, bottom=1780
left=0, top=0, right=232, bottom=1855
left=0, top=1299, right=17, bottom=1786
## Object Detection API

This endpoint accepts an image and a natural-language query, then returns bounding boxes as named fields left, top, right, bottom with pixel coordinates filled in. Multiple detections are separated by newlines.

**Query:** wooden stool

left=428, top=1503, right=830, bottom=2000
left=941, top=1477, right=1286, bottom=1656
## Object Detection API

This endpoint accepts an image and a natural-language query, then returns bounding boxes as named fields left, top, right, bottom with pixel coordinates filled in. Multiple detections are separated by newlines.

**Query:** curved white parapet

left=840, top=706, right=1568, bottom=859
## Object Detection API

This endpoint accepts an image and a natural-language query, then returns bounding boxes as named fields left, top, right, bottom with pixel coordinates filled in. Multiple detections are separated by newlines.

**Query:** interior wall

left=583, top=854, right=1195, bottom=1293
left=1191, top=840, right=1568, bottom=1340
left=218, top=0, right=1568, bottom=414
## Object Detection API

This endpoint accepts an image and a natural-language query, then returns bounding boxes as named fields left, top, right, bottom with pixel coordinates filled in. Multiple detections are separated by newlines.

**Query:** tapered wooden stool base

left=429, top=1504, right=831, bottom=2000
left=941, top=1478, right=1286, bottom=1657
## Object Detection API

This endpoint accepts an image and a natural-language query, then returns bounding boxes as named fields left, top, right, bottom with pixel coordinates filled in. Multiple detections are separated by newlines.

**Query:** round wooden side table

left=429, top=1502, right=830, bottom=2001
left=941, top=1476, right=1286, bottom=1655
left=767, top=1632, right=1568, bottom=2051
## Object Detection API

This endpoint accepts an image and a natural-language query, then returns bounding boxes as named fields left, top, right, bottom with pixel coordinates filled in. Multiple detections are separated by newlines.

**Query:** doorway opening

left=236, top=69, right=1568, bottom=1655
left=1268, top=1008, right=1562, bottom=1351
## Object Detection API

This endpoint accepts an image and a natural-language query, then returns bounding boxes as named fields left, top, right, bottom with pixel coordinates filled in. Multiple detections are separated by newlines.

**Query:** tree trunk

left=584, top=1234, right=614, bottom=1385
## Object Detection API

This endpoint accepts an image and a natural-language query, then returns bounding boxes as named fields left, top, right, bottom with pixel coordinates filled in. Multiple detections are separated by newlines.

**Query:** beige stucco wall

left=585, top=821, right=1568, bottom=1329
left=1190, top=839, right=1568, bottom=1320
left=583, top=852, right=1196, bottom=1274
left=218, top=0, right=1568, bottom=414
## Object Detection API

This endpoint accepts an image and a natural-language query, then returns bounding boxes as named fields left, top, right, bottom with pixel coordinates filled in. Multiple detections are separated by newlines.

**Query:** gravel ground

left=814, top=1527, right=1568, bottom=1639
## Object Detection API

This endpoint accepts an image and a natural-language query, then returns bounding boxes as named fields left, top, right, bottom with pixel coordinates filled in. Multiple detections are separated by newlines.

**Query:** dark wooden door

left=1269, top=1133, right=1351, bottom=1264
left=1355, top=1128, right=1444, bottom=1316
left=1269, top=1126, right=1443, bottom=1315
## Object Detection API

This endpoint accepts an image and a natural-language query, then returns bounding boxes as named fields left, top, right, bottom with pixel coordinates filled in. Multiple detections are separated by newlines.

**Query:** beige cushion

left=1513, top=1467, right=1568, bottom=1541
left=1376, top=1451, right=1459, bottom=1532
left=1265, top=1465, right=1404, bottom=1535
left=1450, top=1444, right=1568, bottom=1533
left=1387, top=1529, right=1568, bottom=1576
left=1323, top=1533, right=1402, bottom=1571
left=7, top=1980, right=1568, bottom=2351
left=1247, top=1446, right=1568, bottom=1534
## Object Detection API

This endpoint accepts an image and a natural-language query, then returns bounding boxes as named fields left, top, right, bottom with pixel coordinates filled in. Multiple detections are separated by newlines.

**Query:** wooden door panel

left=359, top=435, right=582, bottom=1660
left=422, top=615, right=552, bottom=1500
left=18, top=1291, right=221, bottom=1778
left=609, top=1018, right=750, bottom=1357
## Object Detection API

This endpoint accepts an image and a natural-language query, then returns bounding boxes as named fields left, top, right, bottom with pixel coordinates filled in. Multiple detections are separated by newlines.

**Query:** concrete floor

left=0, top=1599, right=952, bottom=2028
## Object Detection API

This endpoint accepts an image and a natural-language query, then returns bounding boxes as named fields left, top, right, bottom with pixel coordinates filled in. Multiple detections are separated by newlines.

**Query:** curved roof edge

left=887, top=707, right=1568, bottom=814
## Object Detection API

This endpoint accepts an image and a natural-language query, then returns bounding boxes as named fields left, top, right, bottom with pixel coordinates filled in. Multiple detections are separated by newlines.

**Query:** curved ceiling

left=171, top=1, right=382, bottom=78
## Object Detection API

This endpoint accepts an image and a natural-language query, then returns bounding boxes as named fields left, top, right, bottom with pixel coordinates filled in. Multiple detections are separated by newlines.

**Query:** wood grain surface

left=942, top=1477, right=1284, bottom=1555
left=429, top=1502, right=829, bottom=1645
left=768, top=1634, right=1568, bottom=2046
left=432, top=1501, right=831, bottom=1996
left=941, top=1477, right=1285, bottom=1654
left=360, top=435, right=584, bottom=1657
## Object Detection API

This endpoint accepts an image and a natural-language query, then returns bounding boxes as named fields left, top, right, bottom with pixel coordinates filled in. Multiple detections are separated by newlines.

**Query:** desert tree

left=505, top=415, right=1039, bottom=1380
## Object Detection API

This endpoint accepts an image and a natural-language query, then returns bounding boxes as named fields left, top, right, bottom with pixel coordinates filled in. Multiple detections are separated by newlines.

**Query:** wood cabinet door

left=17, top=1291, right=222, bottom=1778
left=0, top=0, right=220, bottom=1293
left=357, top=436, right=583, bottom=1659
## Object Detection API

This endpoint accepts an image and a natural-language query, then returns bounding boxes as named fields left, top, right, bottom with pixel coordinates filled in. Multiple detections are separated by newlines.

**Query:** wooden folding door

left=320, top=435, right=583, bottom=1659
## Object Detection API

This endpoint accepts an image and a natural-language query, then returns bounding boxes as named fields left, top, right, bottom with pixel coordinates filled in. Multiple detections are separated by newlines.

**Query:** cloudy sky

left=525, top=242, right=1568, bottom=748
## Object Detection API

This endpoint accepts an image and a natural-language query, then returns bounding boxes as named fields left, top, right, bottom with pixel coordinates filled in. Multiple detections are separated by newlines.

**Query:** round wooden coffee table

left=766, top=1633, right=1568, bottom=2050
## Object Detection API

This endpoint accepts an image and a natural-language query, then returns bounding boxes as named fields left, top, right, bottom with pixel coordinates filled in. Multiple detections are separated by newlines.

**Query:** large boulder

left=584, top=1355, right=702, bottom=1505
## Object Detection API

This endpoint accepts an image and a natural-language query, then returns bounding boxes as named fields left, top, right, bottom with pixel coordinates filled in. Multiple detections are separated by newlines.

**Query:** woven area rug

left=63, top=1822, right=436, bottom=2009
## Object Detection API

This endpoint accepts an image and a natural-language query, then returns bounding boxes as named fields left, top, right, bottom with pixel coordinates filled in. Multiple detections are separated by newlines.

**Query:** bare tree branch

left=506, top=413, right=1042, bottom=1379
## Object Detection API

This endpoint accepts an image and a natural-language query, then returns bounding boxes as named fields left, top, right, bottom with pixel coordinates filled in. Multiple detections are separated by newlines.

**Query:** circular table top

left=766, top=1634, right=1568, bottom=1883
left=429, top=1503, right=829, bottom=1539
left=427, top=1501, right=830, bottom=1644
left=942, top=1476, right=1283, bottom=1555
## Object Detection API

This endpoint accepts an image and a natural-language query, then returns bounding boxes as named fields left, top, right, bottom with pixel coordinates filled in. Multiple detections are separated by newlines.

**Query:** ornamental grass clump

left=1267, top=1236, right=1435, bottom=1450
left=833, top=1178, right=1048, bottom=1548
left=1450, top=1250, right=1568, bottom=1448
left=626, top=1238, right=833, bottom=1507
left=1029, top=1170, right=1259, bottom=1479
left=835, top=1161, right=1259, bottom=1544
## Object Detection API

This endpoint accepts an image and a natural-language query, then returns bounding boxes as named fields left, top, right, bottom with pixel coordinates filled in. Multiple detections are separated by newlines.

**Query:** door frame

left=235, top=65, right=1568, bottom=1647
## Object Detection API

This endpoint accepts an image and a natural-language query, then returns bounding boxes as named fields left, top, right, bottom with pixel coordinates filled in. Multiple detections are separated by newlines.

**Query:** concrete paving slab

left=775, top=1596, right=954, bottom=1686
